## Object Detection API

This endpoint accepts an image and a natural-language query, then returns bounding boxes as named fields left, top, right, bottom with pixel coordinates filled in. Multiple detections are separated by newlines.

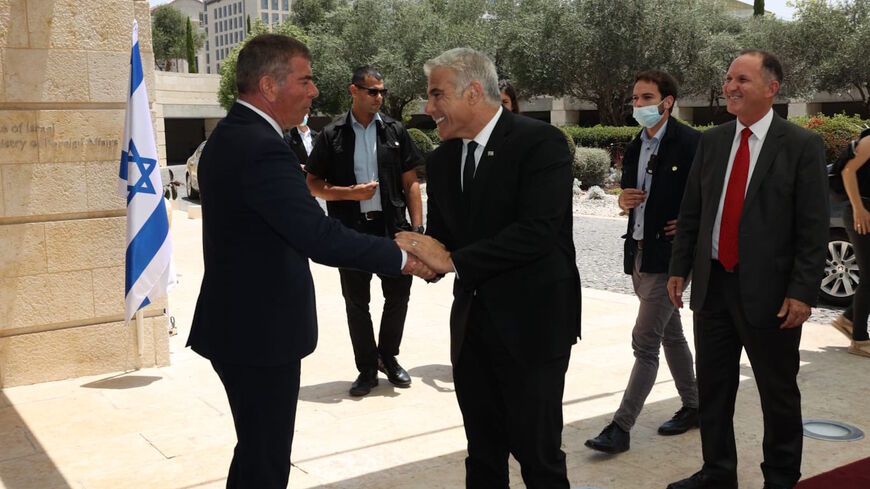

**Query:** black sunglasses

left=354, top=84, right=388, bottom=97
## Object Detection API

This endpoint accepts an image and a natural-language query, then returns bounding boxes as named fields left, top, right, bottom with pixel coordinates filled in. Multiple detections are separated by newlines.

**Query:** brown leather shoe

left=831, top=314, right=854, bottom=339
left=849, top=339, right=870, bottom=358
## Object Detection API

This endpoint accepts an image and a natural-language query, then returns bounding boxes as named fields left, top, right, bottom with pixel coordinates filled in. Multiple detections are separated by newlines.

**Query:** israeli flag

left=118, top=20, right=176, bottom=324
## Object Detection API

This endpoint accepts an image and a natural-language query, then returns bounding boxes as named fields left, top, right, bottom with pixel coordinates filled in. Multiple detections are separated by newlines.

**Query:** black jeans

left=843, top=206, right=870, bottom=341
left=339, top=217, right=413, bottom=372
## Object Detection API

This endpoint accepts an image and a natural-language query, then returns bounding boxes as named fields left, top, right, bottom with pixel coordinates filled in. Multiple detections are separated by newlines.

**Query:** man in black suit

left=666, top=50, right=828, bottom=489
left=306, top=66, right=424, bottom=396
left=585, top=70, right=700, bottom=454
left=395, top=48, right=582, bottom=488
left=186, top=34, right=428, bottom=489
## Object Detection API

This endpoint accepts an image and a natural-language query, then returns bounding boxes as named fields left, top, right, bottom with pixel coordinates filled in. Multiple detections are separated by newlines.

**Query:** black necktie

left=463, top=141, right=478, bottom=193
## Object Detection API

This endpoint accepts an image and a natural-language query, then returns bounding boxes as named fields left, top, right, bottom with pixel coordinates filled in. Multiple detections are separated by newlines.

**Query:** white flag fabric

left=118, top=20, right=176, bottom=324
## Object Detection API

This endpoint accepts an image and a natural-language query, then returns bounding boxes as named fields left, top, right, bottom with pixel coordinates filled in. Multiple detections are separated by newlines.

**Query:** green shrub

left=561, top=125, right=638, bottom=149
left=573, top=147, right=610, bottom=188
left=558, top=126, right=577, bottom=160
left=407, top=128, right=434, bottom=154
left=790, top=113, right=868, bottom=164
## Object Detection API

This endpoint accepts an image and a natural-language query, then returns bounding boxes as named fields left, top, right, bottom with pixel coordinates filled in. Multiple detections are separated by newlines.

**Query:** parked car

left=185, top=140, right=207, bottom=200
left=821, top=167, right=860, bottom=306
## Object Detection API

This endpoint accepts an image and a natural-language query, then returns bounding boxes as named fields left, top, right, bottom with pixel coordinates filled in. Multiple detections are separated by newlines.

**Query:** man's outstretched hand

left=401, top=253, right=436, bottom=280
left=395, top=232, right=453, bottom=275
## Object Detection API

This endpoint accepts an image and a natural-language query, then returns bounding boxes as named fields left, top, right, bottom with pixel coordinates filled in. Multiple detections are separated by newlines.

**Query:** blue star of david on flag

left=117, top=20, right=176, bottom=325
left=123, top=140, right=158, bottom=204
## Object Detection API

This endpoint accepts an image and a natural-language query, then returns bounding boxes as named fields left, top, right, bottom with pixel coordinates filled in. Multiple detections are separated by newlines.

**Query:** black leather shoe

left=658, top=406, right=700, bottom=435
left=666, top=471, right=737, bottom=489
left=378, top=355, right=411, bottom=387
left=349, top=369, right=379, bottom=396
left=584, top=421, right=630, bottom=454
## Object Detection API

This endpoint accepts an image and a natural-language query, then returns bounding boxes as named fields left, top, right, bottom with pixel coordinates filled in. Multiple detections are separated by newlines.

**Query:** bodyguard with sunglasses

left=585, top=70, right=700, bottom=454
left=306, top=65, right=424, bottom=397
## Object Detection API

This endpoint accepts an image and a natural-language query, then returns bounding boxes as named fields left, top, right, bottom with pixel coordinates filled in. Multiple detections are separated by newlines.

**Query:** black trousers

left=453, top=303, right=570, bottom=489
left=211, top=359, right=301, bottom=489
left=339, top=217, right=412, bottom=372
left=843, top=206, right=870, bottom=340
left=694, top=262, right=802, bottom=487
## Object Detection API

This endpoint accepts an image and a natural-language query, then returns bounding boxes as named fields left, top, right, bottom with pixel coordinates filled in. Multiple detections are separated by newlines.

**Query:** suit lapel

left=706, top=122, right=737, bottom=219
left=443, top=139, right=464, bottom=217
left=469, top=110, right=513, bottom=221
left=743, top=113, right=786, bottom=211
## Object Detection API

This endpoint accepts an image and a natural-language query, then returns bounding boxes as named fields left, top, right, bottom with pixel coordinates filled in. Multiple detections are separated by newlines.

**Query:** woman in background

left=499, top=79, right=520, bottom=114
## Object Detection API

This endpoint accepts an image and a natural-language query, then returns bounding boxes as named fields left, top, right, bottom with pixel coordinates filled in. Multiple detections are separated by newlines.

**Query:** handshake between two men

left=397, top=231, right=448, bottom=281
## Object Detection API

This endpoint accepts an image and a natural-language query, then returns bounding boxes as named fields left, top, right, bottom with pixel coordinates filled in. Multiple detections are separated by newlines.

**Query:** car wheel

left=186, top=172, right=199, bottom=200
left=820, top=229, right=859, bottom=306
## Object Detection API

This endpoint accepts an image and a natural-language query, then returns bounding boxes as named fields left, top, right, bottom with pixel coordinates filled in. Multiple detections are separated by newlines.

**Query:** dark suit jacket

left=425, top=110, right=582, bottom=365
left=285, top=127, right=317, bottom=167
left=669, top=113, right=828, bottom=327
left=621, top=118, right=700, bottom=274
left=187, top=103, right=402, bottom=366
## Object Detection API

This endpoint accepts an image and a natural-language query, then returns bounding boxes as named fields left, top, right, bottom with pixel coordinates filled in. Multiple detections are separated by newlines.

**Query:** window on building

left=217, top=62, right=220, bottom=72
left=206, top=53, right=210, bottom=64
left=261, top=12, right=268, bottom=22
left=272, top=13, right=279, bottom=24
left=233, top=3, right=237, bottom=14
left=272, top=0, right=278, bottom=10
left=262, top=0, right=268, bottom=8
left=282, top=0, right=289, bottom=10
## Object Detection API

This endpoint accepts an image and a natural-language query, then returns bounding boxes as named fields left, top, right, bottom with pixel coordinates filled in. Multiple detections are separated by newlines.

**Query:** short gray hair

left=424, top=48, right=500, bottom=105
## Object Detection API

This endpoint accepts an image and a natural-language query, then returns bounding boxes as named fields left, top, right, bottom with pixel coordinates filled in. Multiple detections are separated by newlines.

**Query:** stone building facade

left=0, top=0, right=170, bottom=387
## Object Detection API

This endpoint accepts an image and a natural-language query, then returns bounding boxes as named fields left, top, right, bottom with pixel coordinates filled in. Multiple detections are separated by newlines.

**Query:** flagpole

left=136, top=309, right=145, bottom=356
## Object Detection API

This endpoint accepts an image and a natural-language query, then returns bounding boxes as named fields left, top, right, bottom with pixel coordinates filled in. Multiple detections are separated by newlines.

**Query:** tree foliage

left=185, top=18, right=197, bottom=73
left=152, top=6, right=203, bottom=71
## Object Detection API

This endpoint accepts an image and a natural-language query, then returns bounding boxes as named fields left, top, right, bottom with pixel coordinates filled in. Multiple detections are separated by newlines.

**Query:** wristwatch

left=414, top=225, right=425, bottom=234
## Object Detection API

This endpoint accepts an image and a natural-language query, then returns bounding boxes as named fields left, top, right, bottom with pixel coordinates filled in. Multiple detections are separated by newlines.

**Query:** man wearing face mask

left=585, top=70, right=701, bottom=454
left=285, top=112, right=317, bottom=168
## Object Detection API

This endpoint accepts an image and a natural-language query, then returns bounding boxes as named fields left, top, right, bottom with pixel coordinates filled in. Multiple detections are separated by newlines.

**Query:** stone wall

left=0, top=0, right=170, bottom=387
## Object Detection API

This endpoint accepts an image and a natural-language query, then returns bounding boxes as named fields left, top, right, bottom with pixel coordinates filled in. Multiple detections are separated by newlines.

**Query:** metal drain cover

left=803, top=419, right=864, bottom=441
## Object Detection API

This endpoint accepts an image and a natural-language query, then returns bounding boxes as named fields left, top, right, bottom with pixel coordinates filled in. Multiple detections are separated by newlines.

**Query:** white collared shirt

left=711, top=108, right=775, bottom=259
left=237, top=99, right=283, bottom=138
left=461, top=106, right=503, bottom=191
left=300, top=128, right=314, bottom=155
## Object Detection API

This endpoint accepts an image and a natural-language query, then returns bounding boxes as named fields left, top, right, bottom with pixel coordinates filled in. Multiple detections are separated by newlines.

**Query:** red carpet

left=796, top=456, right=870, bottom=489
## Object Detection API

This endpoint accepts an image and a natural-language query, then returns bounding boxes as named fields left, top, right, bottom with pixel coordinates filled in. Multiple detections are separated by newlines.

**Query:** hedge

left=562, top=113, right=870, bottom=165
left=407, top=127, right=435, bottom=154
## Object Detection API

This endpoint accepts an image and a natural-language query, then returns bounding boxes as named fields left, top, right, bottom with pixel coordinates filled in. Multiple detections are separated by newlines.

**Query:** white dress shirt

left=461, top=106, right=503, bottom=191
left=711, top=108, right=775, bottom=259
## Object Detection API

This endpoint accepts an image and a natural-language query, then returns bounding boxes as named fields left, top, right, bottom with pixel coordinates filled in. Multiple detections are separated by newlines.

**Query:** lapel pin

left=487, top=150, right=494, bottom=156
left=394, top=141, right=400, bottom=146
left=671, top=165, right=678, bottom=172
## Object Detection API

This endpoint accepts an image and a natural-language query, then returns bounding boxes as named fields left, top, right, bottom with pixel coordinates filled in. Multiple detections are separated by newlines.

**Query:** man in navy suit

left=396, top=48, right=581, bottom=488
left=186, top=34, right=428, bottom=489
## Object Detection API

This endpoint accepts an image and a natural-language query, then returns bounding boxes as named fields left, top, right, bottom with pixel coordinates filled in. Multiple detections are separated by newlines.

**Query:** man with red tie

left=666, top=50, right=828, bottom=489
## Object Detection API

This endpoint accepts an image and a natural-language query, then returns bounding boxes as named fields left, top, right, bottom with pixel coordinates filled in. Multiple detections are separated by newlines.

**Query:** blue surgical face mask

left=632, top=100, right=666, bottom=128
left=301, top=114, right=309, bottom=126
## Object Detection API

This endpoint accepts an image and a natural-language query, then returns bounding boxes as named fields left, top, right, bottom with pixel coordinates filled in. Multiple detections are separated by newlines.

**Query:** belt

left=636, top=239, right=643, bottom=250
left=361, top=211, right=383, bottom=221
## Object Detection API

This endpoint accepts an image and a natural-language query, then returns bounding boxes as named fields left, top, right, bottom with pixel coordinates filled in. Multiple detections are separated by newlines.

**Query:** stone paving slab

left=0, top=210, right=868, bottom=489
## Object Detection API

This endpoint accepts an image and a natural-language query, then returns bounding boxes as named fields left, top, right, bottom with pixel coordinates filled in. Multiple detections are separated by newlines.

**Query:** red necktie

left=718, top=127, right=752, bottom=271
